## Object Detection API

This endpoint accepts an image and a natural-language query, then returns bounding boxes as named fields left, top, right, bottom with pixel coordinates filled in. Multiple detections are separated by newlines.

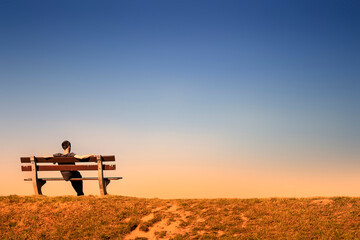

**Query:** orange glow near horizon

left=3, top=138, right=360, bottom=199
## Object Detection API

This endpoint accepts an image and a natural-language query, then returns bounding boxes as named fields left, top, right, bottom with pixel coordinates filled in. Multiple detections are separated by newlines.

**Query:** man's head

left=62, top=140, right=71, bottom=151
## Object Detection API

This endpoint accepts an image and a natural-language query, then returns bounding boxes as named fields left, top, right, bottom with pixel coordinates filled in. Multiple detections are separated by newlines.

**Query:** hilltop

left=1, top=195, right=360, bottom=239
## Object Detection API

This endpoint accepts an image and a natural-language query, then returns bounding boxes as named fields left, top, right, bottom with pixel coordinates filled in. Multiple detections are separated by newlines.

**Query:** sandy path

left=124, top=203, right=189, bottom=240
left=124, top=202, right=249, bottom=239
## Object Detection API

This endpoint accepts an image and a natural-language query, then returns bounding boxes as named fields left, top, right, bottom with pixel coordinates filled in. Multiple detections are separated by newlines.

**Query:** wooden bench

left=20, top=155, right=122, bottom=196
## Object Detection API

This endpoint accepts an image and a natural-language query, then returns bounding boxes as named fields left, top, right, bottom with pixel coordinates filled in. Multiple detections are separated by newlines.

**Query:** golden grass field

left=1, top=195, right=360, bottom=239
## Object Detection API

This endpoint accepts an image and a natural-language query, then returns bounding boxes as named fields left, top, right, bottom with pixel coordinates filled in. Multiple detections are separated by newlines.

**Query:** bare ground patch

left=311, top=199, right=334, bottom=205
left=124, top=203, right=192, bottom=239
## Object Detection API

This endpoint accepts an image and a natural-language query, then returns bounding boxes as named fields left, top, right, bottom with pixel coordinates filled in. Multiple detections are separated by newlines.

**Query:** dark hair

left=62, top=140, right=71, bottom=150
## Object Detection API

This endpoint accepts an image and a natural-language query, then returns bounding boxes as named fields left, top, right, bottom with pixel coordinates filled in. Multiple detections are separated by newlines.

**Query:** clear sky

left=1, top=0, right=359, bottom=198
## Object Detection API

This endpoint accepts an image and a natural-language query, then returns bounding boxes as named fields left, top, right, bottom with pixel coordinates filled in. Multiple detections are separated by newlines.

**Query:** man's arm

left=43, top=155, right=56, bottom=164
left=74, top=154, right=95, bottom=159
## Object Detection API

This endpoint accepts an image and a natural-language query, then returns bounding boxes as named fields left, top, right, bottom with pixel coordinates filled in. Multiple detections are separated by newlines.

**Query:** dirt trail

left=124, top=203, right=190, bottom=240
left=311, top=199, right=334, bottom=205
left=241, top=213, right=249, bottom=228
left=124, top=202, right=250, bottom=239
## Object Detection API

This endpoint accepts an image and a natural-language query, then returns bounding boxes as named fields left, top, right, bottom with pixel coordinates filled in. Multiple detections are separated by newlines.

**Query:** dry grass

left=1, top=195, right=360, bottom=239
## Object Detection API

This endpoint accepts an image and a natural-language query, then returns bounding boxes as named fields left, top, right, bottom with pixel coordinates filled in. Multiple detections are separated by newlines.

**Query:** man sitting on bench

left=52, top=140, right=94, bottom=196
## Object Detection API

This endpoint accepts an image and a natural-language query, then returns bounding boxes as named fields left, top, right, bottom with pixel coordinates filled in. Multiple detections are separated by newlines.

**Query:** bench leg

left=99, top=178, right=108, bottom=196
left=97, top=155, right=107, bottom=196
left=97, top=179, right=110, bottom=196
left=30, top=156, right=46, bottom=195
left=33, top=179, right=46, bottom=195
left=105, top=179, right=110, bottom=187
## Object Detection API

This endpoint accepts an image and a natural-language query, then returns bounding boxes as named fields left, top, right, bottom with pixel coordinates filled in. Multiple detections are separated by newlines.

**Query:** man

left=52, top=140, right=94, bottom=196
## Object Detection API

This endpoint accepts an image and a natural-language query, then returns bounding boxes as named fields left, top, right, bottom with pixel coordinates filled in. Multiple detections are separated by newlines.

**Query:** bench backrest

left=21, top=155, right=116, bottom=172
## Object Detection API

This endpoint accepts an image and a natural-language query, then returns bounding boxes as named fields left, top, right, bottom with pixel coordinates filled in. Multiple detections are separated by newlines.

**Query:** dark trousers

left=61, top=171, right=84, bottom=196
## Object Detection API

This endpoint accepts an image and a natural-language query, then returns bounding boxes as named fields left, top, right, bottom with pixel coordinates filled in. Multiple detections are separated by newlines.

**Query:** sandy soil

left=124, top=203, right=190, bottom=239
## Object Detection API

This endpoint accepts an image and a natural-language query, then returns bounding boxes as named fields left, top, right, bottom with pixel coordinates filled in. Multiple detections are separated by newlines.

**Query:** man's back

left=53, top=152, right=76, bottom=165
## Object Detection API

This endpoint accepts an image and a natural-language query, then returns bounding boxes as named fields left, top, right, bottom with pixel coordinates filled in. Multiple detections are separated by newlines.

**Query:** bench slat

left=20, top=155, right=115, bottom=163
left=24, top=177, right=122, bottom=181
left=21, top=164, right=116, bottom=171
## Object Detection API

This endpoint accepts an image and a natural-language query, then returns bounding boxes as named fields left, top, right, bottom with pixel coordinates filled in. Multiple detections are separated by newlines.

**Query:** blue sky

left=1, top=0, right=360, bottom=197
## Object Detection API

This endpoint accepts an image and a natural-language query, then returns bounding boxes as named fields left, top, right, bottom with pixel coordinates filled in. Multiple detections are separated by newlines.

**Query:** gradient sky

left=1, top=0, right=360, bottom=198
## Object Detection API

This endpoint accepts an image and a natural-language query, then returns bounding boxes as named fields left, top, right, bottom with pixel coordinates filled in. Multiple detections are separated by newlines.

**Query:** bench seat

left=24, top=177, right=123, bottom=181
